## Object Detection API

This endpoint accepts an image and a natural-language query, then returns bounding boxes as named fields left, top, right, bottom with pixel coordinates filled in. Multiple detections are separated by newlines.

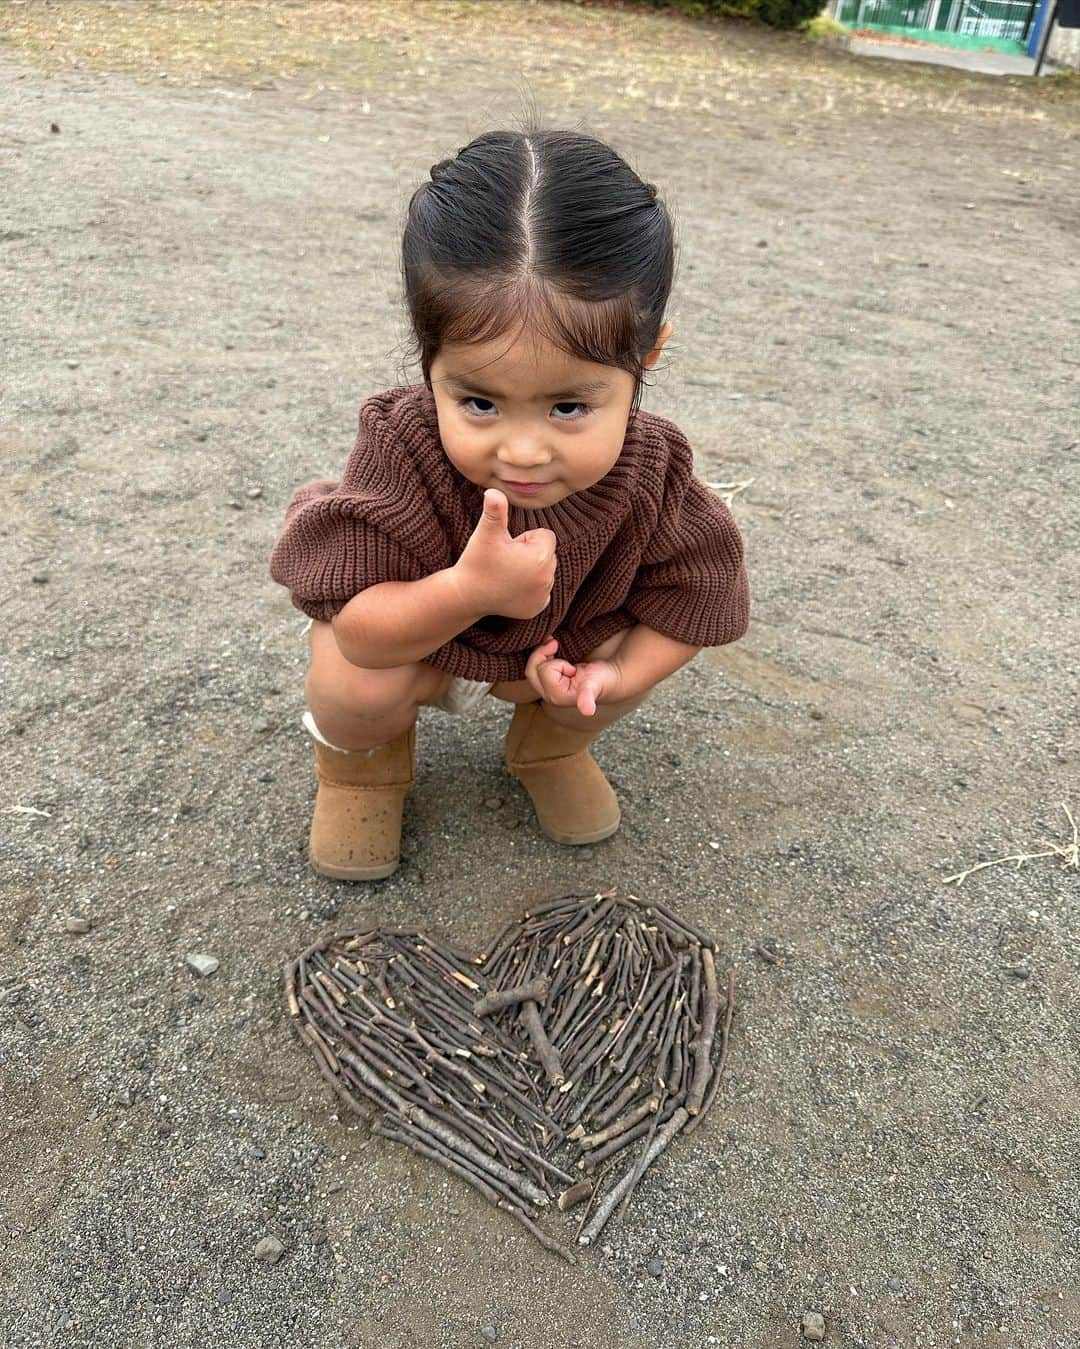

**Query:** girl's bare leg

left=304, top=620, right=453, bottom=751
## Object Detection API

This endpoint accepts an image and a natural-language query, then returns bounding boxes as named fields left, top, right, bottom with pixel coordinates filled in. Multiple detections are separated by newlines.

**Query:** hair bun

left=430, top=157, right=454, bottom=181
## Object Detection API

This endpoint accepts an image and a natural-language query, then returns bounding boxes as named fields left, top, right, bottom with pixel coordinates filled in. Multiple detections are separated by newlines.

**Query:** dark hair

left=401, top=126, right=676, bottom=421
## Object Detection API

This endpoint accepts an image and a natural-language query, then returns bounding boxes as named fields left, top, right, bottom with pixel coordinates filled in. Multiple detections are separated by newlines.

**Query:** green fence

left=837, top=0, right=1039, bottom=51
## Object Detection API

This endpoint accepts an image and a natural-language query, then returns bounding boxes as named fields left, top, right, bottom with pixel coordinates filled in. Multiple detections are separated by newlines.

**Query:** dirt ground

left=1, top=2, right=1078, bottom=1346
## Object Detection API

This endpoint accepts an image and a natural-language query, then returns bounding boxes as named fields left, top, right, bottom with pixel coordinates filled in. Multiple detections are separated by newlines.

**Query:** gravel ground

left=1, top=3, right=1078, bottom=1346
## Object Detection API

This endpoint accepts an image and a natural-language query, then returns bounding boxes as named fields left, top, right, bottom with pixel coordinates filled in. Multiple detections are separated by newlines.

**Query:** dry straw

left=943, top=803, right=1078, bottom=886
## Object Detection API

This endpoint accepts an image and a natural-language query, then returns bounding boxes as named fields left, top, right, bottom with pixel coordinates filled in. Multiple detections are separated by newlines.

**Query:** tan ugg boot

left=504, top=701, right=620, bottom=845
left=308, top=723, right=416, bottom=880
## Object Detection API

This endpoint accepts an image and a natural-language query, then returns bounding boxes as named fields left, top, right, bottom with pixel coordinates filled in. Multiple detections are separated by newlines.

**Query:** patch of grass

left=802, top=14, right=851, bottom=38
left=0, top=0, right=1075, bottom=128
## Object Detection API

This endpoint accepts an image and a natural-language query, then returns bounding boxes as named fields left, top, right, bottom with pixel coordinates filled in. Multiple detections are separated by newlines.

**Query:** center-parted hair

left=401, top=128, right=676, bottom=420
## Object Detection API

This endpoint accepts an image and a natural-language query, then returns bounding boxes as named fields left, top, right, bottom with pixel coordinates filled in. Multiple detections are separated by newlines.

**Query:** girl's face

left=429, top=320, right=673, bottom=510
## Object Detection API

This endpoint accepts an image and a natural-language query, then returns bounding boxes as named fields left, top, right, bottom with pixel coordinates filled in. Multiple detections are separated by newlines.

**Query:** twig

left=473, top=977, right=549, bottom=1017
left=944, top=803, right=1078, bottom=885
left=579, top=1108, right=690, bottom=1245
left=520, top=1000, right=565, bottom=1086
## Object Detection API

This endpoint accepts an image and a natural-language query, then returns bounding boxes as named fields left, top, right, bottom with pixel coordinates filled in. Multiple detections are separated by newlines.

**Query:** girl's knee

left=305, top=622, right=438, bottom=718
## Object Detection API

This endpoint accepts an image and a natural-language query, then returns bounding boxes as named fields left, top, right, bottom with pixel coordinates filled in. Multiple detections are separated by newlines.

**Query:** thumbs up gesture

left=452, top=489, right=558, bottom=620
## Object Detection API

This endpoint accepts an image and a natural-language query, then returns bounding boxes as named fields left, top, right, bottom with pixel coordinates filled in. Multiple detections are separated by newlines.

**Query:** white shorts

left=300, top=618, right=494, bottom=720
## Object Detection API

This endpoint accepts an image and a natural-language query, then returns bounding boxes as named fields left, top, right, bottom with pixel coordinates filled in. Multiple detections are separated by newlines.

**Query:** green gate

left=837, top=0, right=1039, bottom=52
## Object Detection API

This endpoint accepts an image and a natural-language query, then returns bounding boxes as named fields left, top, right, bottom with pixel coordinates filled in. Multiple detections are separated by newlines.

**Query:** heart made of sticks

left=284, top=890, right=734, bottom=1263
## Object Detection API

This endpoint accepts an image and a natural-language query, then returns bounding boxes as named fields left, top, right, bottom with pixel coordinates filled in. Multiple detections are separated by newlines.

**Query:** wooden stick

left=520, top=1000, right=565, bottom=1086
left=557, top=1179, right=593, bottom=1212
left=579, top=1107, right=689, bottom=1245
left=578, top=1096, right=659, bottom=1150
left=686, top=948, right=719, bottom=1114
left=473, top=977, right=550, bottom=1017
left=684, top=966, right=735, bottom=1137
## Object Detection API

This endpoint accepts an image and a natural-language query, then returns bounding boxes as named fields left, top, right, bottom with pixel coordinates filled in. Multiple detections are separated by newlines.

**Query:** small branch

left=473, top=977, right=550, bottom=1017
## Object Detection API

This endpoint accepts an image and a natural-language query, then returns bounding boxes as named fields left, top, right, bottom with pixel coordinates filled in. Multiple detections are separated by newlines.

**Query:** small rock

left=31, top=574, right=50, bottom=585
left=327, top=1180, right=344, bottom=1194
left=646, top=1257, right=663, bottom=1277
left=1004, top=963, right=1030, bottom=980
left=257, top=770, right=275, bottom=783
left=887, top=1275, right=902, bottom=1292
left=65, top=359, right=79, bottom=369
left=809, top=708, right=825, bottom=721
left=254, top=1235, right=285, bottom=1266
left=801, top=1310, right=826, bottom=1342
left=226, top=499, right=243, bottom=511
left=480, top=1327, right=498, bottom=1343
left=65, top=915, right=92, bottom=934
left=50, top=122, right=61, bottom=133
left=577, top=848, right=595, bottom=861
left=248, top=1146, right=266, bottom=1160
left=186, top=952, right=219, bottom=977
left=193, top=431, right=208, bottom=442
left=483, top=796, right=503, bottom=810
left=246, top=486, right=263, bottom=499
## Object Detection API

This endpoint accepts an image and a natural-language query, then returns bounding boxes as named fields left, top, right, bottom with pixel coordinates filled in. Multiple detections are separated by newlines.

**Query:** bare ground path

left=1, top=3, right=1078, bottom=1346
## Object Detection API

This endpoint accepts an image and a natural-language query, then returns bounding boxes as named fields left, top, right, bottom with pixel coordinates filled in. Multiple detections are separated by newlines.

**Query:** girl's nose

left=497, top=440, right=552, bottom=469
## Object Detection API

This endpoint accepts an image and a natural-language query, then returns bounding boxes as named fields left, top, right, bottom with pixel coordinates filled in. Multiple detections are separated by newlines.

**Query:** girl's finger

left=576, top=675, right=599, bottom=717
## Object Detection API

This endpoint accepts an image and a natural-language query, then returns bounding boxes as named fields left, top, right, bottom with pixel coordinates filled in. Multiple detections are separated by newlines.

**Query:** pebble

left=801, top=1310, right=826, bottom=1342
left=257, top=771, right=275, bottom=783
left=226, top=499, right=243, bottom=510
left=253, top=1235, right=285, bottom=1266
left=1004, top=963, right=1030, bottom=980
left=246, top=486, right=263, bottom=499
left=31, top=574, right=50, bottom=585
left=483, top=796, right=502, bottom=810
left=65, top=915, right=92, bottom=934
left=646, top=1257, right=663, bottom=1277
left=248, top=1146, right=266, bottom=1159
left=577, top=848, right=595, bottom=861
left=480, top=1327, right=498, bottom=1343
left=887, top=1276, right=902, bottom=1292
left=185, top=952, right=219, bottom=977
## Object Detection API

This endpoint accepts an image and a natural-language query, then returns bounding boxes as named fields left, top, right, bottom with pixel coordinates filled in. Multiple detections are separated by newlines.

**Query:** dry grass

left=943, top=804, right=1079, bottom=886
left=1, top=0, right=1076, bottom=131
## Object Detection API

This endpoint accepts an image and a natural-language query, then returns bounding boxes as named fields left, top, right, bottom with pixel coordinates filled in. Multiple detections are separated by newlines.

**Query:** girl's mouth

left=501, top=480, right=549, bottom=496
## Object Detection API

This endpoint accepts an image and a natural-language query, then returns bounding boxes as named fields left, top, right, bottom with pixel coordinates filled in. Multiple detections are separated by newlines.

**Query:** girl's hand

left=451, top=489, right=557, bottom=621
left=524, top=638, right=624, bottom=717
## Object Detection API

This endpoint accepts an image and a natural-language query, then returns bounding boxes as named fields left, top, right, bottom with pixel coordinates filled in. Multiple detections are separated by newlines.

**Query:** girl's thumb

left=482, top=488, right=509, bottom=531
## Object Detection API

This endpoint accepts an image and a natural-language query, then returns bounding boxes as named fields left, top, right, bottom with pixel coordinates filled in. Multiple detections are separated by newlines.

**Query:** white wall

left=1047, top=21, right=1080, bottom=67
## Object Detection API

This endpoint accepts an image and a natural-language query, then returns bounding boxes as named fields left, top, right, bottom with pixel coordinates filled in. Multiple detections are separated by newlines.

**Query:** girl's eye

left=458, top=397, right=590, bottom=421
left=460, top=396, right=497, bottom=417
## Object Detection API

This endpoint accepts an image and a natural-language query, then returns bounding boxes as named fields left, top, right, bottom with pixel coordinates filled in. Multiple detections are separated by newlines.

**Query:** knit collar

left=393, top=381, right=647, bottom=538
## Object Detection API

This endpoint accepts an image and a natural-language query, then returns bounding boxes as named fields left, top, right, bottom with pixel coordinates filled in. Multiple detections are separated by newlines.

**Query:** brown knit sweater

left=269, top=383, right=750, bottom=682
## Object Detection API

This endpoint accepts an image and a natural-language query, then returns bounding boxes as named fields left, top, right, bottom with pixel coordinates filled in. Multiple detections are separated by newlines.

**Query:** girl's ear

left=642, top=321, right=675, bottom=370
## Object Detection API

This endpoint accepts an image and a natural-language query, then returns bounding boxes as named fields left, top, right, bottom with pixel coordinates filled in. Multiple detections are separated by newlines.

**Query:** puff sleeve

left=268, top=478, right=431, bottom=622
left=622, top=434, right=750, bottom=647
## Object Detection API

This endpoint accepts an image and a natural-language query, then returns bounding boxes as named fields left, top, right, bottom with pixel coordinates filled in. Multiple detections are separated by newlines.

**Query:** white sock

left=302, top=710, right=376, bottom=757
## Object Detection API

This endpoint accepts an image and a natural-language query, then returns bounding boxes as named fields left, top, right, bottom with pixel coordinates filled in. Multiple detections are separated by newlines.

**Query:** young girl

left=269, top=127, right=750, bottom=881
